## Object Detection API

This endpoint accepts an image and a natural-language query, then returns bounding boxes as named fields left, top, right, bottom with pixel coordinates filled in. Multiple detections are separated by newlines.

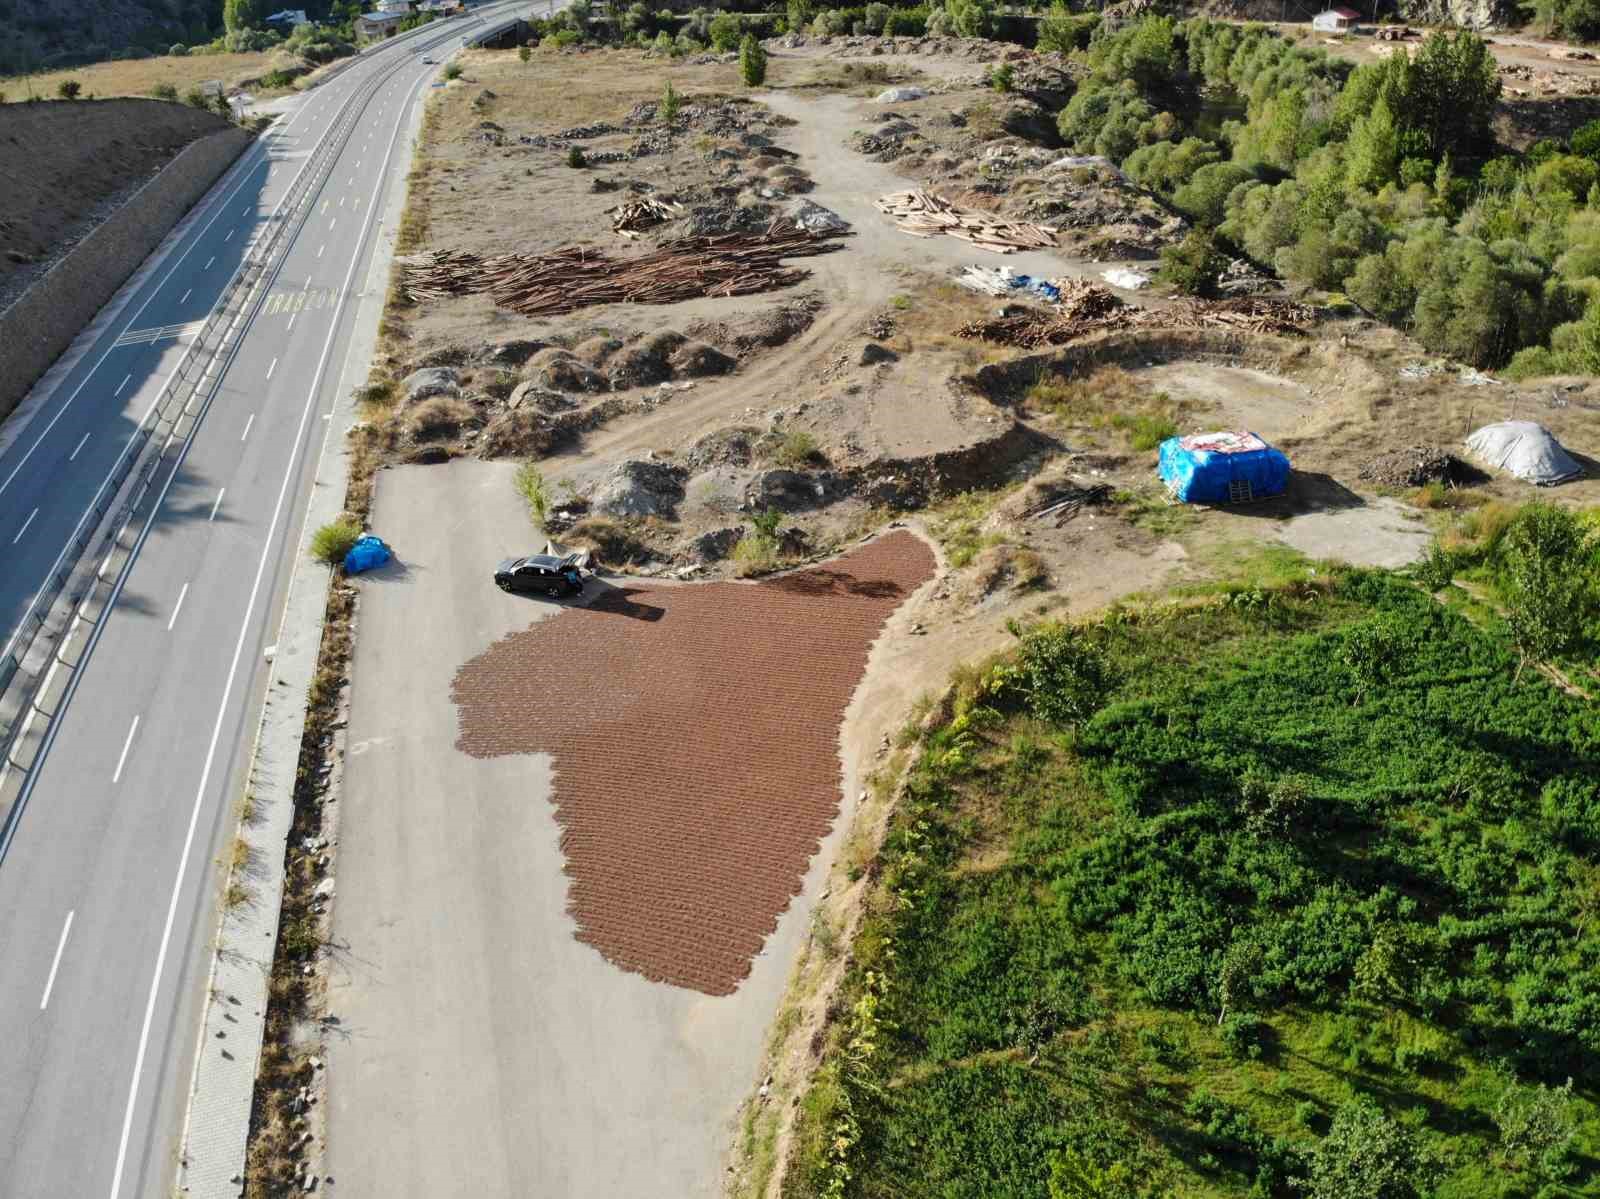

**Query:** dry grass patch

left=1, top=49, right=292, bottom=100
left=407, top=395, right=475, bottom=438
left=1026, top=364, right=1184, bottom=451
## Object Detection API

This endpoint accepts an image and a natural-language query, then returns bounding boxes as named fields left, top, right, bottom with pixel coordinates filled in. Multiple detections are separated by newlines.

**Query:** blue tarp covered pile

left=1158, top=431, right=1291, bottom=504
left=343, top=534, right=392, bottom=574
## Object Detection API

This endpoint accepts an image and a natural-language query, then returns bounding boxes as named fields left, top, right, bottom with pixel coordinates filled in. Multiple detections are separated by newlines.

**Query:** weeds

left=310, top=518, right=361, bottom=566
left=770, top=428, right=821, bottom=468
left=407, top=395, right=473, bottom=438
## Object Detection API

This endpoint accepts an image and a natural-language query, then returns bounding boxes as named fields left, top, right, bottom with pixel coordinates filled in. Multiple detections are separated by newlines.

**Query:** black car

left=494, top=553, right=584, bottom=597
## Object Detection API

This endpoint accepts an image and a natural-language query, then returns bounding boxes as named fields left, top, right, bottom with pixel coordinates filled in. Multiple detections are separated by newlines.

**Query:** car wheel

left=497, top=579, right=512, bottom=592
left=546, top=584, right=560, bottom=597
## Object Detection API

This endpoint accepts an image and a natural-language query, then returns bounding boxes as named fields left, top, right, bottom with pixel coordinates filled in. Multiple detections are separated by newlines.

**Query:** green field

left=789, top=551, right=1600, bottom=1198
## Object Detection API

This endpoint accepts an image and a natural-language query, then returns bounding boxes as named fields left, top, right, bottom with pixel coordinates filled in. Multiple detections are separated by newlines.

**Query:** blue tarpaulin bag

left=343, top=534, right=392, bottom=574
left=1158, top=431, right=1290, bottom=504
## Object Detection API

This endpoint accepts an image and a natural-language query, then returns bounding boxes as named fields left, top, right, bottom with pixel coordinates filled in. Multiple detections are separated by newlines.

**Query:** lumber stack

left=955, top=286, right=1311, bottom=347
left=401, top=219, right=845, bottom=316
left=607, top=195, right=685, bottom=238
left=876, top=189, right=1059, bottom=254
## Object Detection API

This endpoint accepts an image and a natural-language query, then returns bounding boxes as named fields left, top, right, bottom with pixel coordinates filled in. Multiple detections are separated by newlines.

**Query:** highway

left=0, top=9, right=523, bottom=1196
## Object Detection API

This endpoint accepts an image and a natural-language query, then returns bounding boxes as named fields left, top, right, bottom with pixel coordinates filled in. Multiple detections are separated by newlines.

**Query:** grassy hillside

left=790, top=544, right=1600, bottom=1197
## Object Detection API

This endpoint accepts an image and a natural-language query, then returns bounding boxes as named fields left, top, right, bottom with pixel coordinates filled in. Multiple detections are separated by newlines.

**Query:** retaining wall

left=0, top=124, right=254, bottom=421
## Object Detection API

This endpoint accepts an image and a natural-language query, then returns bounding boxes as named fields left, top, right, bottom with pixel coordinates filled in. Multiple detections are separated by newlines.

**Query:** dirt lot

left=0, top=97, right=235, bottom=303
left=315, top=32, right=1600, bottom=1199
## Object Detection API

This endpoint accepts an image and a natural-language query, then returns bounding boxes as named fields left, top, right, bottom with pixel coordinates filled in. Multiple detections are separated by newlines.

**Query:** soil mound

left=1357, top=445, right=1479, bottom=489
left=450, top=531, right=936, bottom=994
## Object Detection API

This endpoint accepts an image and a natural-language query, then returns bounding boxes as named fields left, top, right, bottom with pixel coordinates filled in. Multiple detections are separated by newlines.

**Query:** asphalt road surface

left=0, top=9, right=526, bottom=1196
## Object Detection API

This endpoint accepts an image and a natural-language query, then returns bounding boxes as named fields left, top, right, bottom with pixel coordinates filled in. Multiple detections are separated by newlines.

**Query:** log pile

left=401, top=220, right=845, bottom=316
left=876, top=189, right=1058, bottom=253
left=1022, top=482, right=1115, bottom=525
left=607, top=195, right=685, bottom=238
left=956, top=285, right=1312, bottom=347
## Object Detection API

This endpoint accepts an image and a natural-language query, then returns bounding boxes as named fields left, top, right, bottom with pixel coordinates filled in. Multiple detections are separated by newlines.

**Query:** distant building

left=355, top=9, right=407, bottom=38
left=1312, top=8, right=1361, bottom=31
left=263, top=8, right=310, bottom=26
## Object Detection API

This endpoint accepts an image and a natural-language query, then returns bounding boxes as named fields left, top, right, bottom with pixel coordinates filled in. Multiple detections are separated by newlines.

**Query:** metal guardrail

left=0, top=13, right=499, bottom=778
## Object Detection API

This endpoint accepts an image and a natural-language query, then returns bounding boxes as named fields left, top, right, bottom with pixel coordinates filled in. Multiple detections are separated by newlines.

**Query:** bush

left=1036, top=2, right=1097, bottom=52
left=442, top=61, right=462, bottom=80
left=772, top=429, right=819, bottom=467
left=311, top=519, right=362, bottom=566
left=1497, top=503, right=1599, bottom=664
left=1002, top=622, right=1112, bottom=726
left=863, top=1, right=890, bottom=32
left=519, top=44, right=531, bottom=62
left=57, top=79, right=82, bottom=99
left=989, top=63, right=1013, bottom=93
left=566, top=144, right=586, bottom=168
left=169, top=42, right=188, bottom=56
left=659, top=79, right=681, bottom=122
left=148, top=81, right=179, bottom=101
left=1305, top=1098, right=1435, bottom=1199
left=1219, top=1012, right=1271, bottom=1061
left=739, top=31, right=767, bottom=87
left=184, top=86, right=208, bottom=108
left=1159, top=228, right=1227, bottom=297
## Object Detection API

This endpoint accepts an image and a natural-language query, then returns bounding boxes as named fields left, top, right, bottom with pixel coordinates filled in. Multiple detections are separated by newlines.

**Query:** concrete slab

left=324, top=460, right=863, bottom=1197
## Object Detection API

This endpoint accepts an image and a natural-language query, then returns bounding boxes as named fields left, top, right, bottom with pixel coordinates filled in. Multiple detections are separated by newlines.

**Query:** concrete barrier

left=0, top=123, right=254, bottom=421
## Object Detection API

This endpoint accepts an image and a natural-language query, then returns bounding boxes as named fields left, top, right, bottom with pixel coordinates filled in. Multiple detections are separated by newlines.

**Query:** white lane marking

left=12, top=507, right=38, bottom=544
left=242, top=205, right=251, bottom=217
left=339, top=196, right=345, bottom=207
left=209, top=487, right=225, bottom=522
left=287, top=314, right=296, bottom=332
left=39, top=911, right=75, bottom=1011
left=224, top=228, right=234, bottom=242
left=317, top=245, right=325, bottom=259
left=114, top=374, right=131, bottom=397
left=166, top=582, right=190, bottom=631
left=267, top=357, right=278, bottom=381
left=112, top=715, right=140, bottom=783
left=329, top=219, right=336, bottom=232
left=180, top=288, right=192, bottom=304
left=321, top=199, right=329, bottom=214
left=69, top=432, right=91, bottom=461
left=205, top=256, right=215, bottom=270
left=0, top=133, right=269, bottom=504
left=240, top=413, right=255, bottom=442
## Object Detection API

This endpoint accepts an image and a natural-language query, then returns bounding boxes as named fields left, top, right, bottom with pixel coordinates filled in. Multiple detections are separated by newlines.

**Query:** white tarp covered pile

left=1464, top=420, right=1582, bottom=485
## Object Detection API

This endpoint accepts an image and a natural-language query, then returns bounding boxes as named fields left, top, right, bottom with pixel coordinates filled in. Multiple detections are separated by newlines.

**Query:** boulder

left=478, top=338, right=547, bottom=366
left=746, top=468, right=831, bottom=511
left=858, top=342, right=897, bottom=366
left=401, top=367, right=460, bottom=403
left=690, top=526, right=744, bottom=562
left=670, top=340, right=735, bottom=378
left=530, top=349, right=608, bottom=393
left=508, top=380, right=576, bottom=412
left=686, top=425, right=759, bottom=469
left=591, top=460, right=688, bottom=518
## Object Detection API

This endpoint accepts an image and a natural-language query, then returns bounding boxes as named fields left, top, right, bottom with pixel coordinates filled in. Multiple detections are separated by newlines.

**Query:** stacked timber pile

left=401, top=220, right=845, bottom=317
left=957, top=286, right=1311, bottom=347
left=876, top=189, right=1058, bottom=253
left=608, top=196, right=685, bottom=238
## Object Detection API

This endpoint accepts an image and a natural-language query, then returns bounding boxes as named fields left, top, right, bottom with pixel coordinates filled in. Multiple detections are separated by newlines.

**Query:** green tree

left=659, top=78, right=681, bottom=123
left=1303, top=1099, right=1435, bottom=1199
left=223, top=0, right=263, bottom=32
left=785, top=0, right=813, bottom=34
left=1345, top=95, right=1400, bottom=191
left=1499, top=504, right=1599, bottom=667
left=519, top=44, right=531, bottom=62
left=863, top=2, right=890, bottom=33
left=739, top=33, right=766, bottom=87
left=709, top=11, right=741, bottom=51
left=945, top=0, right=994, bottom=38
left=1036, top=1, right=1094, bottom=53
